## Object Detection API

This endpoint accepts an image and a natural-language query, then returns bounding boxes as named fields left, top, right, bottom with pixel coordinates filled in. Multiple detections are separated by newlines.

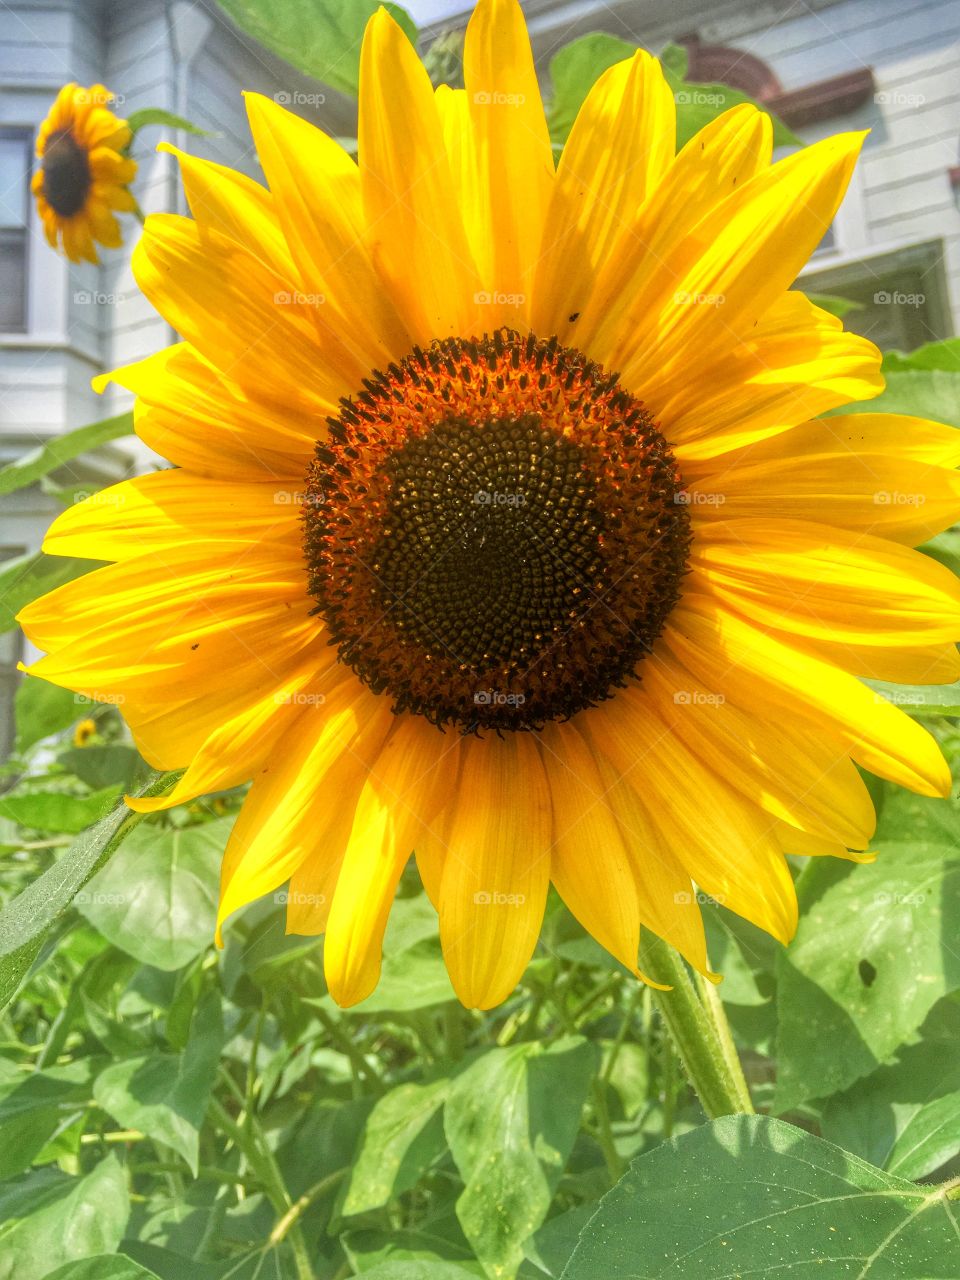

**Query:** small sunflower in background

left=31, top=83, right=138, bottom=264
left=19, top=0, right=960, bottom=1009
left=72, top=718, right=98, bottom=748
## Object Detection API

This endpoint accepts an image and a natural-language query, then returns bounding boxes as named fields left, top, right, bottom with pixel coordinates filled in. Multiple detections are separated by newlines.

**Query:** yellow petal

left=687, top=450, right=960, bottom=545
left=324, top=719, right=460, bottom=1006
left=160, top=141, right=293, bottom=276
left=133, top=213, right=361, bottom=406
left=539, top=722, right=643, bottom=975
left=642, top=646, right=876, bottom=849
left=125, top=663, right=330, bottom=813
left=664, top=292, right=882, bottom=462
left=243, top=94, right=411, bottom=365
left=691, top=518, right=960, bottom=647
left=587, top=131, right=865, bottom=388
left=94, top=343, right=320, bottom=481
left=592, top=688, right=798, bottom=944
left=463, top=0, right=554, bottom=323
left=532, top=49, right=674, bottom=336
left=667, top=596, right=952, bottom=798
left=43, top=470, right=300, bottom=562
left=573, top=103, right=772, bottom=364
left=359, top=8, right=479, bottom=339
left=216, top=685, right=392, bottom=942
left=439, top=733, right=551, bottom=1008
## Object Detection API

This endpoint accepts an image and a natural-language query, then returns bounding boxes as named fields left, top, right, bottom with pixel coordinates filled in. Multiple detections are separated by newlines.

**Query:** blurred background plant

left=2, top=1, right=960, bottom=1277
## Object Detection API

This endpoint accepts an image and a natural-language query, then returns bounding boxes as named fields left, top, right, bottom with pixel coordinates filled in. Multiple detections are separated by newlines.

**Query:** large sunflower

left=19, top=0, right=960, bottom=1008
left=32, top=83, right=137, bottom=264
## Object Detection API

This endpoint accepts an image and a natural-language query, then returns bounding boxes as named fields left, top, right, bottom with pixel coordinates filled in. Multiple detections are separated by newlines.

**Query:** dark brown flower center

left=303, top=330, right=690, bottom=732
left=42, top=130, right=91, bottom=217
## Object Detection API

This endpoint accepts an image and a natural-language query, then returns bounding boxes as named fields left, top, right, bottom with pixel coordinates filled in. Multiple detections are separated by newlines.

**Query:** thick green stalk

left=640, top=934, right=754, bottom=1119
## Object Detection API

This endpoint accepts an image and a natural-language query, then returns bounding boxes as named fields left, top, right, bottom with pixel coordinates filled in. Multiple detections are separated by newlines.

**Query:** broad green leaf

left=57, top=745, right=143, bottom=791
left=833, top=367, right=960, bottom=428
left=0, top=413, right=132, bottom=496
left=822, top=1037, right=960, bottom=1180
left=702, top=911, right=769, bottom=1007
left=0, top=1155, right=129, bottom=1280
left=211, top=0, right=417, bottom=98
left=0, top=552, right=105, bottom=634
left=867, top=678, right=960, bottom=718
left=923, top=529, right=960, bottom=578
left=0, top=1062, right=92, bottom=1179
left=343, top=1229, right=483, bottom=1275
left=885, top=337, right=960, bottom=372
left=13, top=679, right=80, bottom=753
left=78, top=817, right=230, bottom=970
left=0, top=770, right=179, bottom=1013
left=445, top=1037, right=597, bottom=1278
left=0, top=787, right=119, bottom=835
left=775, top=786, right=960, bottom=1111
left=126, top=108, right=209, bottom=137
left=805, top=291, right=864, bottom=319
left=660, top=42, right=800, bottom=149
left=547, top=33, right=637, bottom=143
left=357, top=1265, right=480, bottom=1280
left=343, top=1077, right=449, bottom=1214
left=559, top=1115, right=960, bottom=1278
left=93, top=990, right=223, bottom=1174
left=522, top=1205, right=594, bottom=1278
left=46, top=1260, right=161, bottom=1280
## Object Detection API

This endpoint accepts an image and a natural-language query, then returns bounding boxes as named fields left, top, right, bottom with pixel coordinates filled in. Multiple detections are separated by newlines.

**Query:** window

left=0, top=126, right=32, bottom=334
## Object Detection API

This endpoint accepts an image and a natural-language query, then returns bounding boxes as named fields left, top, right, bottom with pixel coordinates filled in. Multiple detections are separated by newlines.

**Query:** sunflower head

left=32, top=83, right=137, bottom=264
left=18, top=0, right=960, bottom=1012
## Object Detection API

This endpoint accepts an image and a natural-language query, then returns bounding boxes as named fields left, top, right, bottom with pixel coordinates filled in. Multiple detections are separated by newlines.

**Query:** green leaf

left=867, top=679, right=960, bottom=718
left=343, top=1077, right=450, bottom=1215
left=357, top=1266, right=480, bottom=1280
left=0, top=413, right=132, bottom=496
left=822, top=1036, right=960, bottom=1180
left=0, top=1155, right=129, bottom=1280
left=211, top=0, right=417, bottom=98
left=93, top=990, right=224, bottom=1174
left=659, top=42, right=801, bottom=149
left=833, top=365, right=960, bottom=429
left=805, top=291, right=865, bottom=319
left=78, top=817, right=230, bottom=970
left=0, top=787, right=119, bottom=835
left=445, top=1037, right=597, bottom=1278
left=343, top=1227, right=484, bottom=1273
left=46, top=1260, right=161, bottom=1280
left=775, top=786, right=960, bottom=1111
left=559, top=1115, right=960, bottom=1278
left=57, top=746, right=142, bottom=791
left=0, top=771, right=180, bottom=1013
left=547, top=33, right=637, bottom=143
left=0, top=552, right=105, bottom=634
left=0, top=1062, right=92, bottom=1179
left=125, top=108, right=210, bottom=137
left=884, top=337, right=960, bottom=372
left=14, top=679, right=80, bottom=754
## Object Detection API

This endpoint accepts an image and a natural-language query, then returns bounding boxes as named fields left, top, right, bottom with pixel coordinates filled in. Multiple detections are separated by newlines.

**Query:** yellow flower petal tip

left=23, top=0, right=960, bottom=1009
left=32, top=82, right=137, bottom=262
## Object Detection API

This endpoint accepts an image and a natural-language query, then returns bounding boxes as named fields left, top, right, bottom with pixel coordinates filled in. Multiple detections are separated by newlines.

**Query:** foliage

left=3, top=682, right=960, bottom=1276
left=211, top=0, right=417, bottom=99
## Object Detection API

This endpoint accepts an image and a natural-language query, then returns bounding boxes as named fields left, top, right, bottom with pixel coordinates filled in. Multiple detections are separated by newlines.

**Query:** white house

left=1, top=0, right=958, bottom=747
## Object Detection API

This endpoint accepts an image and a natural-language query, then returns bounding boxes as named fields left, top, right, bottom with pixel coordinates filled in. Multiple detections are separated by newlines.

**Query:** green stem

left=640, top=934, right=754, bottom=1119
left=210, top=1097, right=314, bottom=1280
